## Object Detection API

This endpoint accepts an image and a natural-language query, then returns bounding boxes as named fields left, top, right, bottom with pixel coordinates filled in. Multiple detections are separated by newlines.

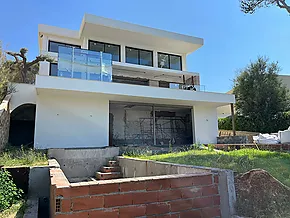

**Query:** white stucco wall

left=193, top=105, right=218, bottom=144
left=34, top=94, right=109, bottom=149
left=10, top=83, right=36, bottom=111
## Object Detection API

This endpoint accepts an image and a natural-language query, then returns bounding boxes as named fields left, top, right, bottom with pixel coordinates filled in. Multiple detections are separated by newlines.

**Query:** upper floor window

left=158, top=53, right=182, bottom=71
left=88, top=40, right=120, bottom=62
left=48, top=41, right=81, bottom=53
left=126, top=47, right=153, bottom=67
left=50, top=63, right=58, bottom=76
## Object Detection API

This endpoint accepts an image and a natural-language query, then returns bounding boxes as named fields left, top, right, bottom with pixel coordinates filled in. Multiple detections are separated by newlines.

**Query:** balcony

left=40, top=47, right=204, bottom=91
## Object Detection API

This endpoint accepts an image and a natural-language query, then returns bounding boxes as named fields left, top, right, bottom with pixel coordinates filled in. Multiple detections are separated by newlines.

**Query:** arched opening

left=9, top=104, right=36, bottom=147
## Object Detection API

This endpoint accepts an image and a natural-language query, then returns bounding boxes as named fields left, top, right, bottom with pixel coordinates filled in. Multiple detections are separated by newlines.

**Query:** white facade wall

left=10, top=83, right=36, bottom=111
left=193, top=105, right=218, bottom=144
left=34, top=94, right=109, bottom=149
left=39, top=34, right=187, bottom=70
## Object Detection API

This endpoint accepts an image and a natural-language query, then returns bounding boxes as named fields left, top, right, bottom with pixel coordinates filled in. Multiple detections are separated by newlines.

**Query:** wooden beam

left=230, top=103, right=236, bottom=136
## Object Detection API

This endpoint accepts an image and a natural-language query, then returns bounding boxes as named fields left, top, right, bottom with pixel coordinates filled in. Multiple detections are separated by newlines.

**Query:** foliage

left=0, top=146, right=48, bottom=167
left=0, top=170, right=23, bottom=211
left=132, top=148, right=290, bottom=187
left=0, top=41, right=54, bottom=101
left=0, top=199, right=26, bottom=218
left=6, top=48, right=54, bottom=84
left=219, top=113, right=290, bottom=133
left=240, top=0, right=290, bottom=14
left=233, top=57, right=290, bottom=133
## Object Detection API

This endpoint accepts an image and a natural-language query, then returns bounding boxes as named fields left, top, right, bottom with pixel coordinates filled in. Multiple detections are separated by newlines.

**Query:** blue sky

left=0, top=0, right=289, bottom=92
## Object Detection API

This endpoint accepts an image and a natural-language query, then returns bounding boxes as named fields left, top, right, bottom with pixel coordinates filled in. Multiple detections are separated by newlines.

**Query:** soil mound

left=235, top=169, right=290, bottom=218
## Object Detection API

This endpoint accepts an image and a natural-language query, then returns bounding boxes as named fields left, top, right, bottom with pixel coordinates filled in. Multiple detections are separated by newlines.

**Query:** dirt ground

left=235, top=169, right=290, bottom=218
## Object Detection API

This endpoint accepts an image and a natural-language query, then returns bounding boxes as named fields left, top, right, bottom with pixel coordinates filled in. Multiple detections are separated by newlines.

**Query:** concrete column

left=39, top=62, right=50, bottom=76
left=121, top=45, right=126, bottom=63
left=193, top=105, right=218, bottom=144
left=41, top=36, right=48, bottom=53
left=149, top=80, right=159, bottom=87
left=82, top=37, right=88, bottom=49
left=181, top=54, right=187, bottom=71
left=153, top=50, right=158, bottom=67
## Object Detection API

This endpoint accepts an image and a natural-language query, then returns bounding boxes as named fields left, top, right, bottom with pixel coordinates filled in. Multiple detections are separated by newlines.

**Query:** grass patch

left=0, top=200, right=26, bottom=218
left=129, top=148, right=290, bottom=187
left=0, top=146, right=48, bottom=167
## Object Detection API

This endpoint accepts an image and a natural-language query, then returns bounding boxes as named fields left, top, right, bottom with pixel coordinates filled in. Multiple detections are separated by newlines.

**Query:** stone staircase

left=96, top=160, right=122, bottom=180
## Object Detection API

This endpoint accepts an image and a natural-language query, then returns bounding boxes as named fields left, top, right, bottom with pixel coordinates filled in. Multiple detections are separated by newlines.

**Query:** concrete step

left=96, top=172, right=122, bottom=180
left=101, top=166, right=121, bottom=173
left=108, top=160, right=118, bottom=167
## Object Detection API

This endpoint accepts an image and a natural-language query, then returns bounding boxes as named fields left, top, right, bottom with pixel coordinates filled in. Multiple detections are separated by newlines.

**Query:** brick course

left=50, top=167, right=221, bottom=218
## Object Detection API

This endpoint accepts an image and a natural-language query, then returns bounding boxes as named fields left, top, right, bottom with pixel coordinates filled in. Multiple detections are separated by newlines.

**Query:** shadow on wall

left=9, top=103, right=36, bottom=147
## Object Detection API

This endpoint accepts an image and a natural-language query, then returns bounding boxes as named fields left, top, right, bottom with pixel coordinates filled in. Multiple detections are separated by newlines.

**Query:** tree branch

left=6, top=51, right=20, bottom=63
left=276, top=0, right=290, bottom=13
left=26, top=55, right=54, bottom=68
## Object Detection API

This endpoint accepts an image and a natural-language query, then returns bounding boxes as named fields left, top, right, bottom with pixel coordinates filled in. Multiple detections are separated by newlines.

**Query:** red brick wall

left=50, top=170, right=221, bottom=218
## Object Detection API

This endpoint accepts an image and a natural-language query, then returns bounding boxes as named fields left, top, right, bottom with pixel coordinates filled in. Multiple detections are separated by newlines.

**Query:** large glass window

left=88, top=40, right=120, bottom=62
left=158, top=53, right=182, bottom=70
left=48, top=41, right=81, bottom=53
left=126, top=47, right=153, bottom=67
left=50, top=63, right=58, bottom=76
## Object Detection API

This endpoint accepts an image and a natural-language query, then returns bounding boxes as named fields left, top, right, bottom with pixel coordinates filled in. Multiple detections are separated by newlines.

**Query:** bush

left=0, top=169, right=23, bottom=211
left=219, top=113, right=290, bottom=133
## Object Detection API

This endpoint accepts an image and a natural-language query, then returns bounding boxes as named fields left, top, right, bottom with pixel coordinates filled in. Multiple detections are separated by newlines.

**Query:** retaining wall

left=50, top=164, right=221, bottom=217
left=0, top=95, right=11, bottom=150
left=49, top=157, right=236, bottom=218
left=48, top=147, right=119, bottom=180
left=117, top=156, right=236, bottom=217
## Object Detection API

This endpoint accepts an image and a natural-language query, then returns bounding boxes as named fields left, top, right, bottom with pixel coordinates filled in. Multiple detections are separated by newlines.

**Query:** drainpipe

left=153, top=105, right=156, bottom=145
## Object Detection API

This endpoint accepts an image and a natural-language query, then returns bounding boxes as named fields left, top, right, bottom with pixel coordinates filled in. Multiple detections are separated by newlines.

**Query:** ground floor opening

left=109, top=102, right=193, bottom=146
left=9, top=103, right=36, bottom=147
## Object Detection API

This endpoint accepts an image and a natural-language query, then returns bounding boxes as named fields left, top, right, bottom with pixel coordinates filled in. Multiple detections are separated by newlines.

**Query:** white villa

left=9, top=14, right=235, bottom=149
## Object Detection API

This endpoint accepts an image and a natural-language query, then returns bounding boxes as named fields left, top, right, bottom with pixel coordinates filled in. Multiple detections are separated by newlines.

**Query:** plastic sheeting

left=253, top=133, right=280, bottom=144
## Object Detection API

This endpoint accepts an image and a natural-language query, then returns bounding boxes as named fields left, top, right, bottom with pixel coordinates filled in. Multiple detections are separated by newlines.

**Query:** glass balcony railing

left=57, top=46, right=112, bottom=82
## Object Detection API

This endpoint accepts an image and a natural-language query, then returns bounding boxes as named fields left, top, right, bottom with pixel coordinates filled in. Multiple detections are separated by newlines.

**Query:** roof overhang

left=80, top=14, right=203, bottom=55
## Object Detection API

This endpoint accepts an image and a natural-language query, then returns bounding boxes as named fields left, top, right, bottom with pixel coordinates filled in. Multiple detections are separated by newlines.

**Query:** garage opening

left=9, top=104, right=36, bottom=147
left=109, top=102, right=193, bottom=146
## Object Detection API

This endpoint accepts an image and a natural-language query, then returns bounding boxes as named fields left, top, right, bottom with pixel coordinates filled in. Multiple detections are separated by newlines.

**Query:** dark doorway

left=9, top=104, right=36, bottom=147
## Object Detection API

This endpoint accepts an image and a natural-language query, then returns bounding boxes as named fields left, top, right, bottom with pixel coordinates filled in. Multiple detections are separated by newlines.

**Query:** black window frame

left=48, top=40, right=81, bottom=53
left=88, top=40, right=121, bottom=62
left=158, top=52, right=182, bottom=71
left=49, top=63, right=58, bottom=76
left=125, top=47, right=153, bottom=67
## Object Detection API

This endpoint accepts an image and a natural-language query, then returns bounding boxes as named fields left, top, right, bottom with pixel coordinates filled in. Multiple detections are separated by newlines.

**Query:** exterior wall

left=34, top=94, right=109, bottom=149
left=0, top=95, right=10, bottom=150
left=48, top=147, right=119, bottom=180
left=50, top=163, right=221, bottom=218
left=193, top=105, right=218, bottom=144
left=40, top=33, right=187, bottom=70
left=10, top=83, right=36, bottom=111
left=217, top=104, right=231, bottom=118
left=117, top=156, right=236, bottom=218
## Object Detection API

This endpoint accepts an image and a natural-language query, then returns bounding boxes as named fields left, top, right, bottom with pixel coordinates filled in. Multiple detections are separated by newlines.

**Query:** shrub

left=219, top=113, right=290, bottom=133
left=0, top=169, right=23, bottom=211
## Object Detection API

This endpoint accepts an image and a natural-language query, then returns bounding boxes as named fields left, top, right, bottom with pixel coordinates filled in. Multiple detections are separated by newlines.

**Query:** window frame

left=49, top=63, right=58, bottom=76
left=48, top=40, right=81, bottom=53
left=88, top=40, right=121, bottom=62
left=157, top=52, right=182, bottom=71
left=125, top=46, right=153, bottom=67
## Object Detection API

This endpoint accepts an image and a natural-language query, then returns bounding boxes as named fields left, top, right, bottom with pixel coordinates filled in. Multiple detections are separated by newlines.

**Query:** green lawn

left=0, top=147, right=48, bottom=167
left=130, top=148, right=290, bottom=187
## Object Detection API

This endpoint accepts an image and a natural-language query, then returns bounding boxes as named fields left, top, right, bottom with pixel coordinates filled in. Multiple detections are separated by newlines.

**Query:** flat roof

left=39, top=14, right=204, bottom=54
